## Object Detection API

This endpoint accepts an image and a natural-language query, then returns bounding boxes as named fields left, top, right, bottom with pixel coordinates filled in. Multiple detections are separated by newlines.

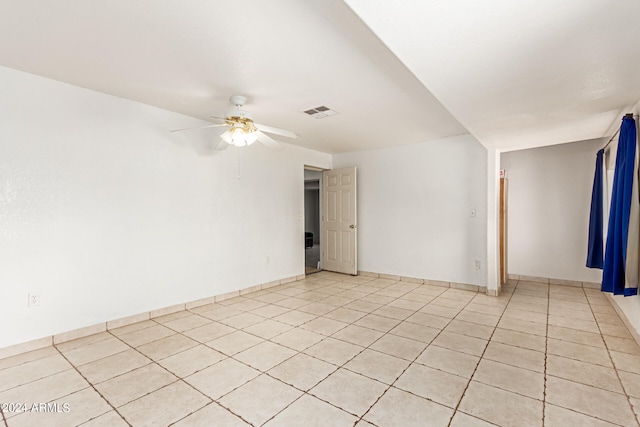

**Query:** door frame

left=499, top=175, right=509, bottom=286
left=500, top=177, right=505, bottom=285
left=304, top=166, right=327, bottom=273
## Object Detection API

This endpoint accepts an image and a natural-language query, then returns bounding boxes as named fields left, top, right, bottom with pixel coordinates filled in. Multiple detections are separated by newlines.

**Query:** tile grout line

left=349, top=284, right=501, bottom=425
left=0, top=292, right=339, bottom=427
left=542, top=279, right=550, bottom=427
left=221, top=275, right=390, bottom=424
left=183, top=279, right=371, bottom=425
left=257, top=277, right=408, bottom=424
left=301, top=278, right=512, bottom=425
left=323, top=285, right=446, bottom=423
left=231, top=276, right=452, bottom=424
left=52, top=344, right=132, bottom=427
left=544, top=284, right=637, bottom=424
left=168, top=401, right=250, bottom=427
left=584, top=288, right=640, bottom=426
left=105, top=330, right=257, bottom=426
left=0, top=403, right=7, bottom=427
left=131, top=277, right=374, bottom=425
left=442, top=280, right=517, bottom=426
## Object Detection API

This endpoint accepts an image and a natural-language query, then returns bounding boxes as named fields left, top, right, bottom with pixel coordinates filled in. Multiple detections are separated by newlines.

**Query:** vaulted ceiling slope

left=1, top=1, right=638, bottom=154
left=345, top=0, right=640, bottom=151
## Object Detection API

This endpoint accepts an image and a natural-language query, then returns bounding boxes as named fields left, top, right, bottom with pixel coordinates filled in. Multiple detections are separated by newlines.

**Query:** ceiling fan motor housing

left=225, top=96, right=252, bottom=121
left=229, top=95, right=247, bottom=106
left=225, top=109, right=252, bottom=120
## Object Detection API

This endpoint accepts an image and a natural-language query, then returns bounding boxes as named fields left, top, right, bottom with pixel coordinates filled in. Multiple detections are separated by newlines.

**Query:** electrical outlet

left=28, top=292, right=41, bottom=307
left=474, top=260, right=481, bottom=270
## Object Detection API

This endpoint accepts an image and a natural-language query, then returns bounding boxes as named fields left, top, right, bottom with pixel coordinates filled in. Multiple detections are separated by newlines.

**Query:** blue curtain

left=586, top=149, right=604, bottom=268
left=602, top=116, right=638, bottom=296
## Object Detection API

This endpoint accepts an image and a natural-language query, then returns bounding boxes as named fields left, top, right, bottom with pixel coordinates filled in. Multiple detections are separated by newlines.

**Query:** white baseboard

left=358, top=271, right=486, bottom=294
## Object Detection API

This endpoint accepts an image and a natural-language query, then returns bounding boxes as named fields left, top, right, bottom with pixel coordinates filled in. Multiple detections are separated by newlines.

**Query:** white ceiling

left=345, top=0, right=640, bottom=151
left=1, top=0, right=639, bottom=153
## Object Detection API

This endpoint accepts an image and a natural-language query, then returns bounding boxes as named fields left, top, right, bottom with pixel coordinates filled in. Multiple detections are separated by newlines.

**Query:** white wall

left=486, top=148, right=501, bottom=294
left=501, top=139, right=604, bottom=283
left=332, top=134, right=488, bottom=286
left=0, top=67, right=331, bottom=348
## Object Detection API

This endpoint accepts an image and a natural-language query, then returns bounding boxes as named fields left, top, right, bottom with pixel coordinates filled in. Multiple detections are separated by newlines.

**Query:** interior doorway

left=304, top=168, right=323, bottom=275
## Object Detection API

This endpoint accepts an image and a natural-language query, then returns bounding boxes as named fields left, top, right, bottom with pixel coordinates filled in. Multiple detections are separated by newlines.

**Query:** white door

left=322, top=167, right=357, bottom=275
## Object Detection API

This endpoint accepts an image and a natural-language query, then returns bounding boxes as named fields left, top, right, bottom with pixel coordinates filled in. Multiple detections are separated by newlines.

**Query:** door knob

left=349, top=224, right=355, bottom=229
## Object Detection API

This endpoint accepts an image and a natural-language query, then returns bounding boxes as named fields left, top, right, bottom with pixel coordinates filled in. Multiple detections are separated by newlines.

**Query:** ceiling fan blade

left=210, top=116, right=227, bottom=121
left=170, top=123, right=227, bottom=133
left=254, top=123, right=297, bottom=139
left=215, top=140, right=229, bottom=151
left=255, top=130, right=283, bottom=150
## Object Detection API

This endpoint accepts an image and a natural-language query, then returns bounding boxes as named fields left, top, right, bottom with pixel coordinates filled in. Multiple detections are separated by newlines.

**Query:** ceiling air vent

left=303, top=106, right=339, bottom=119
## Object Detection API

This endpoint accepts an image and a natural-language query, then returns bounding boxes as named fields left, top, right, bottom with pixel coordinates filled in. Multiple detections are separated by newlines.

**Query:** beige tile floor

left=1, top=272, right=640, bottom=426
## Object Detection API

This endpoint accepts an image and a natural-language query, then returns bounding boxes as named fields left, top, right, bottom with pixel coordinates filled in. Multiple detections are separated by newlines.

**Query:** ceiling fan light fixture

left=244, top=130, right=258, bottom=145
left=221, top=126, right=258, bottom=147
left=231, top=128, right=247, bottom=146
left=220, top=129, right=233, bottom=144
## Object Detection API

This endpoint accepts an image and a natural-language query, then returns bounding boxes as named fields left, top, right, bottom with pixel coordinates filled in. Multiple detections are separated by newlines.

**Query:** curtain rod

left=603, top=113, right=638, bottom=150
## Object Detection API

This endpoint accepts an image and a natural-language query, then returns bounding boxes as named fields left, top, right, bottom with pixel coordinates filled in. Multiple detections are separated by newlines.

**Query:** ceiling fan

left=170, top=95, right=298, bottom=150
